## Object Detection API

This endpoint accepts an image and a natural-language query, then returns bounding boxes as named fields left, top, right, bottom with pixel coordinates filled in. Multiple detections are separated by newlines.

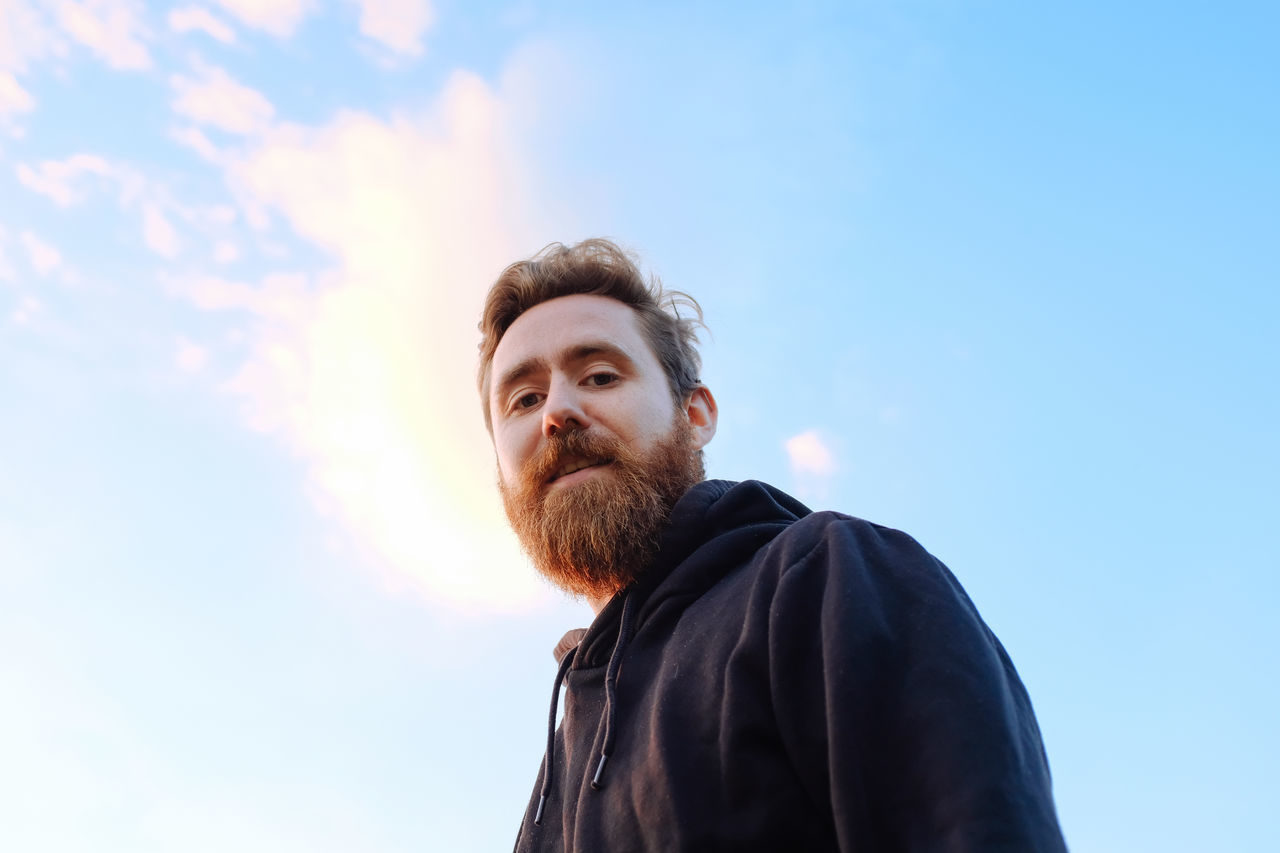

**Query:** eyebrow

left=494, top=340, right=638, bottom=401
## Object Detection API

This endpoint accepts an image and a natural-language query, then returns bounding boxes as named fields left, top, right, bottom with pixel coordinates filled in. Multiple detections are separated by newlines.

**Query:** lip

left=546, top=457, right=613, bottom=486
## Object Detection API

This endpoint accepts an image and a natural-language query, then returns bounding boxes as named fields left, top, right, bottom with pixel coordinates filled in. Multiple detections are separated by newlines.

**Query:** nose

left=542, top=377, right=590, bottom=438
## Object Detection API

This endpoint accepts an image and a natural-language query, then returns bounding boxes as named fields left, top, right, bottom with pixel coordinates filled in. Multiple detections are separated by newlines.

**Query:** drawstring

left=593, top=591, right=636, bottom=790
left=535, top=645, right=578, bottom=826
left=531, top=590, right=638, bottom=829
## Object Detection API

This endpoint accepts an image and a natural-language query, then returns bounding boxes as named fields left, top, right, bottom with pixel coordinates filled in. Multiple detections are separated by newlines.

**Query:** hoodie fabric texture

left=514, top=480, right=1067, bottom=852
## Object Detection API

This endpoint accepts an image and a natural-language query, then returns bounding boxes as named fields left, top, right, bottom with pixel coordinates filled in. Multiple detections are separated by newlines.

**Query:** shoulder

left=762, top=510, right=944, bottom=582
left=747, top=510, right=985, bottom=634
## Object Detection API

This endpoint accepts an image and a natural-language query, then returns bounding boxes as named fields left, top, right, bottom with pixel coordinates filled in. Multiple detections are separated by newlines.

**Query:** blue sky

left=2, top=1, right=1276, bottom=850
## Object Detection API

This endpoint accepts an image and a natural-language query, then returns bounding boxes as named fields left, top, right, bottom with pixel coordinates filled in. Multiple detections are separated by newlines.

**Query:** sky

left=1, top=0, right=1276, bottom=850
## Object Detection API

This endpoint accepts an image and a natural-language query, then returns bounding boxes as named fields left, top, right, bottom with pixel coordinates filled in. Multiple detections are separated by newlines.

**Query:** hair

left=477, top=238, right=706, bottom=431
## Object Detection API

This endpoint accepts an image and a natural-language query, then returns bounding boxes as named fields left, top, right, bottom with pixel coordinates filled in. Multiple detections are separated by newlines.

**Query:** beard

left=499, top=420, right=704, bottom=602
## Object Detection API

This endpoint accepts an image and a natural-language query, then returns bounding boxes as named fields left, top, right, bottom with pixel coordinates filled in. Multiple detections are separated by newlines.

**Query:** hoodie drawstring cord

left=534, top=645, right=578, bottom=826
left=531, top=590, right=637, bottom=829
left=592, top=590, right=636, bottom=790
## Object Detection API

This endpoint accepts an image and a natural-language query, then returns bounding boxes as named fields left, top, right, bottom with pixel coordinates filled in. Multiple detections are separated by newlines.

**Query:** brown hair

left=477, top=238, right=705, bottom=431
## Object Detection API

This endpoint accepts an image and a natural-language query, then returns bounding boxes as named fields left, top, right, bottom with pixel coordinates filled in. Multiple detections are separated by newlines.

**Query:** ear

left=683, top=385, right=718, bottom=450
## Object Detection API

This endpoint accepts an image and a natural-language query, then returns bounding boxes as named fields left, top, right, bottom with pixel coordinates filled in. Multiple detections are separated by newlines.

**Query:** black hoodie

left=514, top=480, right=1067, bottom=852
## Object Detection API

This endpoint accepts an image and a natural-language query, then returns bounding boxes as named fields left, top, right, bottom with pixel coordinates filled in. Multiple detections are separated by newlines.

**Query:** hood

left=528, top=479, right=812, bottom=833
left=571, top=479, right=811, bottom=669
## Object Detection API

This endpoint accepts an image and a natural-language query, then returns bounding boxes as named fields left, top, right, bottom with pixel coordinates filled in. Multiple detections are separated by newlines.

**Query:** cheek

left=626, top=411, right=678, bottom=451
left=494, top=427, right=534, bottom=480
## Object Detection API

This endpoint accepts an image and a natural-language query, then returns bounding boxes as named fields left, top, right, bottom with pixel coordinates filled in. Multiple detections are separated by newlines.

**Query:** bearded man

left=478, top=239, right=1067, bottom=852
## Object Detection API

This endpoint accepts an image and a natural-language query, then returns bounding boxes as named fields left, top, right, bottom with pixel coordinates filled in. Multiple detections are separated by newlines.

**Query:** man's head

left=478, top=239, right=705, bottom=433
left=477, top=240, right=717, bottom=604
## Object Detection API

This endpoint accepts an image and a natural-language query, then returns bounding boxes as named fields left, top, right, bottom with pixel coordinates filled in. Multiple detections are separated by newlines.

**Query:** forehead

left=490, top=294, right=657, bottom=382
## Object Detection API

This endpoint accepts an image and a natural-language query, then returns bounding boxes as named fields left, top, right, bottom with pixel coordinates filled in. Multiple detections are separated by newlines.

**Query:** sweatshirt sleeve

left=765, top=516, right=1067, bottom=852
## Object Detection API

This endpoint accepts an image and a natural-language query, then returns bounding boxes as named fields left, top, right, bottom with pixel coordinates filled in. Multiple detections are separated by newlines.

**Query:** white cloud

left=142, top=203, right=181, bottom=258
left=348, top=0, right=433, bottom=56
left=167, top=67, right=563, bottom=611
left=166, top=271, right=307, bottom=316
left=0, top=225, right=14, bottom=282
left=15, top=154, right=190, bottom=265
left=55, top=0, right=151, bottom=70
left=169, top=124, right=225, bottom=163
left=200, top=204, right=238, bottom=227
left=212, top=239, right=240, bottom=263
left=171, top=62, right=274, bottom=136
left=10, top=294, right=41, bottom=325
left=212, top=0, right=312, bottom=37
left=175, top=336, right=209, bottom=372
left=785, top=429, right=837, bottom=478
left=168, top=5, right=236, bottom=43
left=20, top=230, right=63, bottom=276
left=14, top=153, right=114, bottom=206
left=0, top=1, right=67, bottom=76
left=0, top=72, right=35, bottom=119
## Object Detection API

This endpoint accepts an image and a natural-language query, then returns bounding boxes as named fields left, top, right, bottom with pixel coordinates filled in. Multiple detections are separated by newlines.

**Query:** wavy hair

left=477, top=239, right=705, bottom=431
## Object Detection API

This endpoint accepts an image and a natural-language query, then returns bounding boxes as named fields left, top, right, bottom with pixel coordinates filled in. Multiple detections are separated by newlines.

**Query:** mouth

left=546, top=457, right=613, bottom=485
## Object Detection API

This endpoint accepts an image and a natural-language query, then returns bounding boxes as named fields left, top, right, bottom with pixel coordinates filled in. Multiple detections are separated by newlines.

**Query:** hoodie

left=514, top=480, right=1067, bottom=852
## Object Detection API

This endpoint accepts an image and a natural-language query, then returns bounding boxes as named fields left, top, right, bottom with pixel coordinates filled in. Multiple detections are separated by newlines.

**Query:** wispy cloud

left=20, top=230, right=63, bottom=276
left=5, top=15, right=572, bottom=612
left=142, top=203, right=182, bottom=258
left=171, top=61, right=275, bottom=136
left=162, top=68, right=558, bottom=610
left=14, top=153, right=115, bottom=207
left=212, top=0, right=313, bottom=38
left=166, top=271, right=305, bottom=315
left=169, top=124, right=225, bottom=163
left=14, top=153, right=231, bottom=269
left=784, top=429, right=837, bottom=498
left=168, top=5, right=237, bottom=43
left=349, top=0, right=434, bottom=56
left=175, top=336, right=210, bottom=372
left=212, top=239, right=240, bottom=264
left=0, top=1, right=68, bottom=76
left=785, top=429, right=836, bottom=477
left=0, top=71, right=35, bottom=120
left=0, top=225, right=15, bottom=282
left=55, top=0, right=152, bottom=71
left=9, top=294, right=41, bottom=326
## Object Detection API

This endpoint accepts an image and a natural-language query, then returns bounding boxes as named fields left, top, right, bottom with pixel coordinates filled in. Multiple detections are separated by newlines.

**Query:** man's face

left=489, top=294, right=688, bottom=486
left=488, top=294, right=716, bottom=601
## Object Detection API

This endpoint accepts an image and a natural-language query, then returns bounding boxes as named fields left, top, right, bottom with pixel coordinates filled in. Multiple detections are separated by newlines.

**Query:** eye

left=514, top=392, right=541, bottom=410
left=586, top=372, right=617, bottom=387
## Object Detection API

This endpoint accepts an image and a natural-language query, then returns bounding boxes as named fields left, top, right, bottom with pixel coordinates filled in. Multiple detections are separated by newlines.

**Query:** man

left=478, top=239, right=1067, bottom=852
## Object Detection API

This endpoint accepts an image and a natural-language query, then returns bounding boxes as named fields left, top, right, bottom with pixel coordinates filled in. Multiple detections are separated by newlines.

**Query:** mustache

left=522, top=430, right=626, bottom=488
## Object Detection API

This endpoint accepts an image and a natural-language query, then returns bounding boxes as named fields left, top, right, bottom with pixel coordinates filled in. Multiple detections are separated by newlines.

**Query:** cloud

left=169, top=124, right=225, bottom=163
left=14, top=153, right=115, bottom=206
left=175, top=336, right=210, bottom=372
left=166, top=271, right=305, bottom=315
left=0, top=1, right=67, bottom=76
left=0, top=225, right=14, bottom=282
left=55, top=0, right=152, bottom=70
left=212, top=240, right=240, bottom=264
left=348, top=0, right=434, bottom=56
left=15, top=154, right=202, bottom=265
left=168, top=5, right=237, bottom=43
left=167, top=67, right=561, bottom=611
left=0, top=72, right=35, bottom=120
left=171, top=62, right=275, bottom=136
left=783, top=427, right=834, bottom=481
left=9, top=294, right=41, bottom=325
left=20, top=230, right=63, bottom=276
left=142, top=203, right=182, bottom=258
left=212, top=0, right=312, bottom=38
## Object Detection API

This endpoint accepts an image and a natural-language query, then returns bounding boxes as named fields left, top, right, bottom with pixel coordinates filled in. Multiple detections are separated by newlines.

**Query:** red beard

left=499, top=421, right=704, bottom=601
